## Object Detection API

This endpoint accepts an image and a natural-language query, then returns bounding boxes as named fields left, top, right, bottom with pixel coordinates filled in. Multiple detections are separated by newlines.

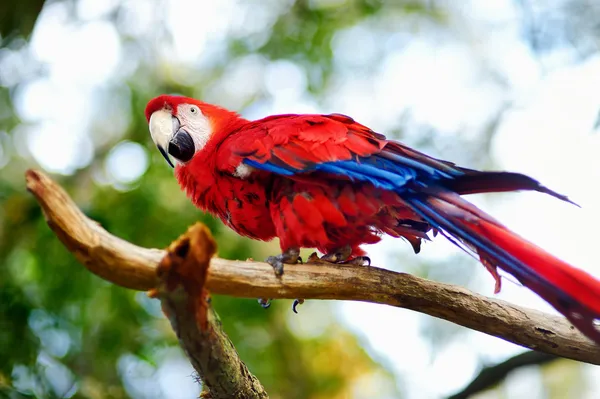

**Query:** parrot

left=145, top=94, right=600, bottom=344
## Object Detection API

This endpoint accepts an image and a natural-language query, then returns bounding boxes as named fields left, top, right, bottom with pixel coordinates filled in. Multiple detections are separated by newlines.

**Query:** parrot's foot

left=339, top=256, right=371, bottom=266
left=266, top=247, right=301, bottom=276
left=260, top=248, right=301, bottom=310
left=320, top=245, right=352, bottom=263
left=292, top=298, right=304, bottom=314
left=258, top=298, right=272, bottom=309
left=309, top=245, right=371, bottom=266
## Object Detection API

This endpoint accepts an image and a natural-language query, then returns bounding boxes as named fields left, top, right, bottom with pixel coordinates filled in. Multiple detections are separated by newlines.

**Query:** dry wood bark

left=151, top=224, right=268, bottom=398
left=26, top=169, right=267, bottom=398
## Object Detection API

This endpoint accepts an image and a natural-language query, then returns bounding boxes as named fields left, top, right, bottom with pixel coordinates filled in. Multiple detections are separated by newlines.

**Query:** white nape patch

left=234, top=163, right=254, bottom=178
left=149, top=109, right=174, bottom=150
left=176, top=103, right=212, bottom=152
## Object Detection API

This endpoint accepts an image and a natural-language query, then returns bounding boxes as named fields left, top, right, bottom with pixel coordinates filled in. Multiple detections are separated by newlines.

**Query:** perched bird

left=146, top=94, right=600, bottom=343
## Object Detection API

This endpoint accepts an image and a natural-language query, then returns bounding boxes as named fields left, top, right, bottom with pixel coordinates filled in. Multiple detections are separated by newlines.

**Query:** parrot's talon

left=266, top=256, right=285, bottom=276
left=337, top=255, right=371, bottom=266
left=321, top=245, right=352, bottom=263
left=320, top=253, right=339, bottom=263
left=265, top=247, right=301, bottom=276
left=292, top=298, right=305, bottom=314
left=316, top=246, right=371, bottom=266
left=258, top=298, right=271, bottom=309
left=307, top=252, right=321, bottom=263
left=358, top=256, right=371, bottom=266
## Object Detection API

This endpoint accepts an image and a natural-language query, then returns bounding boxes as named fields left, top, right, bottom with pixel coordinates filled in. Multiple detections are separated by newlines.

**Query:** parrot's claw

left=307, top=252, right=324, bottom=263
left=320, top=245, right=352, bottom=263
left=258, top=298, right=272, bottom=309
left=266, top=247, right=301, bottom=276
left=266, top=257, right=285, bottom=276
left=292, top=298, right=304, bottom=313
left=261, top=248, right=300, bottom=309
left=313, top=246, right=371, bottom=266
left=339, top=256, right=371, bottom=266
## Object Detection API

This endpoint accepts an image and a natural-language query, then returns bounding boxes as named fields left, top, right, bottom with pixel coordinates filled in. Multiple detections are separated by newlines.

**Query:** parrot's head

left=145, top=95, right=240, bottom=168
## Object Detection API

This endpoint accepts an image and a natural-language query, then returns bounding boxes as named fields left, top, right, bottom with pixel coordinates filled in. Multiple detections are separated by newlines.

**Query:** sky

left=14, top=0, right=600, bottom=398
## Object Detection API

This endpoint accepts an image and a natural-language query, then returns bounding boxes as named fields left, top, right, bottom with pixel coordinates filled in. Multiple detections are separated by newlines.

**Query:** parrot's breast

left=176, top=165, right=277, bottom=241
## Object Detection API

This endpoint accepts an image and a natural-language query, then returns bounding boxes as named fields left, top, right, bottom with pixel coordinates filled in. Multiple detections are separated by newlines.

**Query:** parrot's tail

left=406, top=190, right=600, bottom=344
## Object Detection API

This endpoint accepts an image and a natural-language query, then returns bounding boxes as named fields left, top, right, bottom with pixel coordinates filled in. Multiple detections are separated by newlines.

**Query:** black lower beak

left=168, top=129, right=195, bottom=163
left=157, top=145, right=175, bottom=168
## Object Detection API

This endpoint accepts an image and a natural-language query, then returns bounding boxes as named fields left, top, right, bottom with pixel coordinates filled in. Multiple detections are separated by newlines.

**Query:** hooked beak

left=149, top=109, right=195, bottom=168
left=156, top=145, right=174, bottom=168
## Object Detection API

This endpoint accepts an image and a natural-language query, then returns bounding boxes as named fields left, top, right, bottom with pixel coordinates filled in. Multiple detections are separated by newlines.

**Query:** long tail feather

left=406, top=191, right=600, bottom=344
left=446, top=170, right=579, bottom=206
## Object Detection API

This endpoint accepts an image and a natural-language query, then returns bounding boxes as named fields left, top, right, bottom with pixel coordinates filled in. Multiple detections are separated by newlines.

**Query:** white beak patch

left=149, top=109, right=175, bottom=151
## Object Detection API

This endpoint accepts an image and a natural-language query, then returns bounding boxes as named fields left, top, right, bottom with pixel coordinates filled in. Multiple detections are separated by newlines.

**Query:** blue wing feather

left=245, top=154, right=425, bottom=191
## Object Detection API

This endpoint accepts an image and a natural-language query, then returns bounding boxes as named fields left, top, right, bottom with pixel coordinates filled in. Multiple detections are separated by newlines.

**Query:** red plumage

left=146, top=95, right=600, bottom=343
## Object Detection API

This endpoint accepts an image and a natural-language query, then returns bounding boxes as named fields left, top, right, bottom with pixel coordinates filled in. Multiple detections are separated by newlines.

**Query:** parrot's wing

left=218, top=113, right=571, bottom=202
left=218, top=113, right=461, bottom=189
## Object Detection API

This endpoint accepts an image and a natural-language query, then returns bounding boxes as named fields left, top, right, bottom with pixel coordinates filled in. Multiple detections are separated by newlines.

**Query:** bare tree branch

left=26, top=169, right=600, bottom=366
left=25, top=169, right=268, bottom=398
left=151, top=224, right=268, bottom=399
left=447, top=351, right=558, bottom=399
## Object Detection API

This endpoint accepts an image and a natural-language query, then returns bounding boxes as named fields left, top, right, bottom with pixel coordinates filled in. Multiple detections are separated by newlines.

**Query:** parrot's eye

left=189, top=106, right=199, bottom=114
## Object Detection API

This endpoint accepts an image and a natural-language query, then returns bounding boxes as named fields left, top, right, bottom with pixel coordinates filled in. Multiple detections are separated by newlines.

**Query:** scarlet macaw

left=146, top=94, right=600, bottom=344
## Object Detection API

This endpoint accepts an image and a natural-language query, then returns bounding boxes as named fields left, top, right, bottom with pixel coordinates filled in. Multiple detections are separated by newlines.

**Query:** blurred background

left=1, top=0, right=600, bottom=398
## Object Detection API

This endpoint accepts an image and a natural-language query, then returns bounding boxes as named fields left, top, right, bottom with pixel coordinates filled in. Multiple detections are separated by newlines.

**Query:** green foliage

left=0, top=0, right=45, bottom=45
